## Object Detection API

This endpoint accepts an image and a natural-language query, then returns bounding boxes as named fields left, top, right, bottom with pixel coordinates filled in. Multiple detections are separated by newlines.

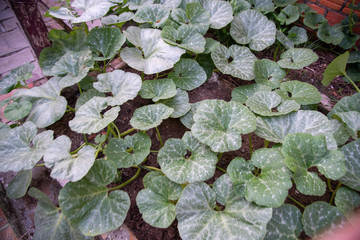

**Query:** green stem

left=214, top=205, right=221, bottom=211
left=156, top=127, right=163, bottom=148
left=150, top=150, right=159, bottom=153
left=344, top=73, right=360, bottom=93
left=249, top=134, right=253, bottom=157
left=327, top=178, right=333, bottom=192
left=216, top=166, right=227, bottom=173
left=120, top=128, right=136, bottom=137
left=217, top=152, right=223, bottom=163
left=107, top=124, right=119, bottom=138
left=77, top=83, right=83, bottom=94
left=103, top=60, right=107, bottom=73
left=126, top=147, right=133, bottom=153
left=70, top=143, right=86, bottom=154
left=67, top=105, right=76, bottom=112
left=141, top=72, right=144, bottom=81
left=34, top=163, right=45, bottom=167
left=254, top=168, right=260, bottom=176
left=264, top=140, right=270, bottom=148
left=139, top=165, right=162, bottom=172
left=288, top=196, right=305, bottom=209
left=273, top=43, right=281, bottom=61
left=330, top=182, right=342, bottom=205
left=108, top=166, right=141, bottom=191
left=90, top=68, right=102, bottom=72
left=83, top=134, right=88, bottom=143
left=111, top=122, right=121, bottom=137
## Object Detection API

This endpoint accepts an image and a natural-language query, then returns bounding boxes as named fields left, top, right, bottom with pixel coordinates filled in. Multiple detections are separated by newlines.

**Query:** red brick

left=319, top=0, right=343, bottom=11
left=342, top=1, right=360, bottom=15
left=307, top=3, right=327, bottom=15
left=326, top=10, right=347, bottom=25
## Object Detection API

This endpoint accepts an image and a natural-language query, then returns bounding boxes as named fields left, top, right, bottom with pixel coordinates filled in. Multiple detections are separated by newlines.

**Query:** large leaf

left=43, top=135, right=96, bottom=182
left=231, top=84, right=272, bottom=103
left=59, top=160, right=130, bottom=236
left=317, top=23, right=344, bottom=45
left=321, top=51, right=349, bottom=86
left=191, top=99, right=256, bottom=152
left=124, top=0, right=153, bottom=10
left=278, top=80, right=322, bottom=105
left=104, top=132, right=151, bottom=168
left=253, top=59, right=286, bottom=89
left=201, top=0, right=233, bottom=29
left=158, top=88, right=191, bottom=118
left=211, top=44, right=257, bottom=80
left=75, top=89, right=106, bottom=111
left=276, top=30, right=294, bottom=49
left=274, top=0, right=297, bottom=7
left=227, top=149, right=292, bottom=207
left=12, top=78, right=67, bottom=128
left=0, top=122, right=53, bottom=172
left=331, top=119, right=351, bottom=146
left=120, top=27, right=185, bottom=74
left=230, top=10, right=276, bottom=51
left=0, top=123, right=10, bottom=141
left=250, top=0, right=275, bottom=13
left=0, top=63, right=34, bottom=94
left=287, top=26, right=308, bottom=45
left=28, top=188, right=92, bottom=240
left=180, top=102, right=200, bottom=129
left=339, top=139, right=360, bottom=191
left=302, top=201, right=345, bottom=237
left=130, top=103, right=174, bottom=130
left=333, top=111, right=360, bottom=138
left=277, top=5, right=299, bottom=25
left=176, top=180, right=272, bottom=240
left=4, top=100, right=32, bottom=121
left=69, top=97, right=120, bottom=134
left=328, top=92, right=360, bottom=117
left=101, top=12, right=135, bottom=25
left=303, top=13, right=327, bottom=29
left=157, top=131, right=217, bottom=184
left=133, top=4, right=170, bottom=27
left=168, top=58, right=207, bottom=90
left=282, top=133, right=346, bottom=195
left=277, top=48, right=319, bottom=69
left=139, top=78, right=177, bottom=102
left=136, top=173, right=182, bottom=228
left=6, top=170, right=32, bottom=199
left=264, top=204, right=302, bottom=240
left=335, top=187, right=360, bottom=215
left=255, top=110, right=337, bottom=150
left=87, top=27, right=126, bottom=61
left=94, top=70, right=142, bottom=106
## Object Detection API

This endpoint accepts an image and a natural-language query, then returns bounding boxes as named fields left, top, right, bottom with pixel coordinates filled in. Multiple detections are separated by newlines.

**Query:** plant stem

left=120, top=128, right=136, bottom=137
left=34, top=163, right=45, bottom=167
left=249, top=134, right=253, bottom=157
left=214, top=205, right=221, bottom=211
left=70, top=143, right=86, bottom=154
left=155, top=127, right=163, bottom=147
left=327, top=178, right=333, bottom=192
left=343, top=73, right=360, bottom=93
left=264, top=140, right=269, bottom=148
left=273, top=43, right=281, bottom=61
left=103, top=60, right=107, bottom=73
left=108, top=166, right=141, bottom=191
left=83, top=134, right=88, bottom=143
left=126, top=147, right=133, bottom=153
left=77, top=83, right=82, bottom=94
left=141, top=72, right=144, bottom=81
left=288, top=196, right=305, bottom=209
left=111, top=122, right=121, bottom=137
left=150, top=150, right=159, bottom=153
left=107, top=124, right=118, bottom=138
left=330, top=182, right=342, bottom=205
left=254, top=168, right=260, bottom=176
left=139, top=165, right=162, bottom=172
left=216, top=166, right=227, bottom=173
left=67, top=105, right=76, bottom=112
left=217, top=152, right=223, bottom=163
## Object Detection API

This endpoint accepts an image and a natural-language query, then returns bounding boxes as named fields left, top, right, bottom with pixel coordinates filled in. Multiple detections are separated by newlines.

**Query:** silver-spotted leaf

left=335, top=186, right=360, bottom=215
left=180, top=102, right=200, bottom=129
left=201, top=0, right=233, bottom=29
left=277, top=48, right=319, bottom=69
left=287, top=26, right=308, bottom=45
left=139, top=78, right=177, bottom=102
left=4, top=100, right=32, bottom=121
left=317, top=23, right=344, bottom=45
left=303, top=13, right=327, bottom=29
left=101, top=12, right=135, bottom=25
left=333, top=111, right=360, bottom=139
left=0, top=63, right=34, bottom=94
left=158, top=88, right=191, bottom=118
left=254, top=59, right=286, bottom=89
left=277, top=5, right=299, bottom=25
left=133, top=4, right=170, bottom=27
left=278, top=80, right=322, bottom=105
left=340, top=139, right=360, bottom=191
left=6, top=170, right=32, bottom=199
left=130, top=103, right=173, bottom=130
left=75, top=89, right=106, bottom=111
left=231, top=84, right=272, bottom=103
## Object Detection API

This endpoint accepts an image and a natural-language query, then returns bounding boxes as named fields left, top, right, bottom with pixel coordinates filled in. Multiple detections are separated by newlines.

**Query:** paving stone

left=0, top=2, right=14, bottom=21
left=0, top=17, right=18, bottom=32
left=0, top=48, right=35, bottom=74
left=0, top=29, right=30, bottom=56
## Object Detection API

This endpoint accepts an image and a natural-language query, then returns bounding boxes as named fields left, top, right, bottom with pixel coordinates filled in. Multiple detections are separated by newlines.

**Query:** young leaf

left=287, top=26, right=308, bottom=45
left=321, top=51, right=349, bottom=86
left=6, top=170, right=32, bottom=199
left=230, top=10, right=276, bottom=51
left=157, top=131, right=218, bottom=184
left=276, top=30, right=295, bottom=49
left=158, top=88, right=191, bottom=118
left=277, top=48, right=319, bottom=69
left=139, top=78, right=177, bottom=102
left=130, top=103, right=174, bottom=130
left=278, top=80, right=322, bottom=105
left=43, top=135, right=96, bottom=182
left=69, top=97, right=120, bottom=134
left=303, top=13, right=327, bottom=29
left=4, top=100, right=32, bottom=121
left=192, top=99, right=256, bottom=152
left=176, top=181, right=272, bottom=240
left=75, top=89, right=106, bottom=111
left=254, top=59, right=286, bottom=89
left=0, top=63, right=34, bottom=94
left=133, top=4, right=170, bottom=27
left=274, top=0, right=297, bottom=7
left=104, top=132, right=151, bottom=168
left=211, top=44, right=257, bottom=80
left=0, top=122, right=53, bottom=172
left=231, top=84, right=272, bottom=103
left=317, top=23, right=344, bottom=45
left=277, top=5, right=299, bottom=25
left=339, top=139, right=360, bottom=191
left=59, top=160, right=130, bottom=236
left=335, top=187, right=360, bottom=215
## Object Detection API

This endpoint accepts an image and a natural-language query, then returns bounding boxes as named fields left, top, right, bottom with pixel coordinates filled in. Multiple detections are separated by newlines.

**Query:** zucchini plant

left=1, top=0, right=360, bottom=239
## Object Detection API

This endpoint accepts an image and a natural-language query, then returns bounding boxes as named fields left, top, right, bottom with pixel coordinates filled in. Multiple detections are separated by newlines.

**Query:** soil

left=1, top=47, right=359, bottom=240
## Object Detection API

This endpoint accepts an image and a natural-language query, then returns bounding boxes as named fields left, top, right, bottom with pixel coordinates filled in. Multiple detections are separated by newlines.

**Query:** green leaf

left=136, top=173, right=182, bottom=228
left=94, top=70, right=142, bottom=106
left=264, top=204, right=302, bottom=240
left=0, top=123, right=10, bottom=141
left=201, top=0, right=233, bottom=29
left=191, top=99, right=256, bottom=152
left=292, top=168, right=326, bottom=196
left=101, top=12, right=135, bottom=25
left=87, top=27, right=126, bottom=61
left=333, top=111, right=360, bottom=139
left=335, top=187, right=360, bottom=215
left=0, top=63, right=34, bottom=94
left=277, top=48, right=319, bottom=69
left=230, top=10, right=276, bottom=51
left=168, top=58, right=207, bottom=90
left=28, top=188, right=92, bottom=240
left=133, top=4, right=170, bottom=27
left=287, top=26, right=308, bottom=45
left=139, top=78, right=177, bottom=102
left=246, top=91, right=300, bottom=116
left=231, top=84, right=272, bottom=103
left=328, top=92, right=360, bottom=117
left=274, top=0, right=297, bottom=7
left=176, top=181, right=272, bottom=240
left=278, top=80, right=322, bottom=105
left=12, top=78, right=67, bottom=128
left=161, top=25, right=206, bottom=53
left=340, top=139, right=360, bottom=191
left=120, top=27, right=185, bottom=74
left=254, top=59, right=286, bottom=89
left=321, top=51, right=349, bottom=86
left=6, top=170, right=32, bottom=199
left=303, top=13, right=327, bottom=29
left=104, top=132, right=151, bottom=168
left=158, top=88, right=191, bottom=118
left=0, top=121, right=54, bottom=172
left=180, top=102, right=200, bottom=129
left=277, top=5, right=299, bottom=25
left=69, top=97, right=120, bottom=134
left=125, top=0, right=153, bottom=10
left=75, top=89, right=106, bottom=111
left=130, top=103, right=174, bottom=130
left=231, top=0, right=251, bottom=15
left=157, top=131, right=217, bottom=184
left=44, top=135, right=96, bottom=182
left=302, top=201, right=345, bottom=237
left=250, top=0, right=275, bottom=13
left=276, top=30, right=294, bottom=49
left=4, top=100, right=32, bottom=121
left=211, top=44, right=257, bottom=80
left=59, top=160, right=130, bottom=236
left=317, top=23, right=344, bottom=45
left=330, top=119, right=351, bottom=146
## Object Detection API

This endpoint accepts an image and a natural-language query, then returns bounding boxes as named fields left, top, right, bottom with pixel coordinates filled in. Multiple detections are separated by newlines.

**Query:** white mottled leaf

left=277, top=48, right=319, bottom=69
left=4, top=100, right=32, bottom=121
left=158, top=88, right=191, bottom=118
left=6, top=170, right=32, bottom=199
left=288, top=26, right=308, bottom=45
left=75, top=89, right=105, bottom=111
left=331, top=119, right=350, bottom=146
left=231, top=84, right=272, bottom=103
left=180, top=102, right=200, bottom=129
left=340, top=139, right=360, bottom=191
left=278, top=80, right=322, bottom=105
left=317, top=23, right=344, bottom=45
left=101, top=12, right=134, bottom=25
left=201, top=0, right=233, bottom=29
left=335, top=187, right=360, bottom=215
left=139, top=78, right=177, bottom=102
left=133, top=4, right=170, bottom=27
left=130, top=103, right=173, bottom=130
left=333, top=111, right=360, bottom=139
left=254, top=59, right=285, bottom=89
left=0, top=63, right=34, bottom=94
left=277, top=5, right=299, bottom=25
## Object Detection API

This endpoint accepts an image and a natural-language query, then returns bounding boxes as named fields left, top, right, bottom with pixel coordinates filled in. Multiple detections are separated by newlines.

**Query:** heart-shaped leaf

left=331, top=119, right=351, bottom=146
left=168, top=58, right=207, bottom=90
left=0, top=121, right=53, bottom=172
left=104, top=132, right=151, bottom=168
left=180, top=102, right=200, bottom=129
left=136, top=172, right=182, bottom=228
left=339, top=139, right=360, bottom=191
left=335, top=186, right=360, bottom=215
left=101, top=12, right=135, bottom=25
left=0, top=63, right=34, bottom=94
left=287, top=26, right=308, bottom=45
left=201, top=0, right=233, bottom=29
left=230, top=10, right=276, bottom=51
left=317, top=23, right=344, bottom=45
left=328, top=92, right=360, bottom=117
left=248, top=0, right=275, bottom=13
left=254, top=59, right=286, bottom=89
left=133, top=4, right=170, bottom=27
left=277, top=5, right=299, bottom=25
left=231, top=84, right=272, bottom=103
left=94, top=70, right=142, bottom=106
left=6, top=170, right=32, bottom=199
left=139, top=78, right=177, bottom=102
left=157, top=131, right=217, bottom=184
left=278, top=80, right=322, bottom=105
left=0, top=123, right=10, bottom=141
left=211, top=44, right=257, bottom=80
left=176, top=180, right=272, bottom=240
left=274, top=0, right=297, bottom=7
left=125, top=0, right=153, bottom=10
left=303, top=13, right=327, bottom=29
left=192, top=99, right=256, bottom=152
left=321, top=51, right=349, bottom=86
left=4, top=100, right=32, bottom=121
left=59, top=160, right=130, bottom=236
left=276, top=30, right=295, bottom=49
left=277, top=48, right=319, bottom=69
left=130, top=103, right=174, bottom=130
left=75, top=89, right=106, bottom=111
left=333, top=111, right=360, bottom=138
left=158, top=88, right=191, bottom=118
left=231, top=0, right=251, bottom=15
left=69, top=97, right=120, bottom=134
left=44, top=135, right=96, bottom=182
